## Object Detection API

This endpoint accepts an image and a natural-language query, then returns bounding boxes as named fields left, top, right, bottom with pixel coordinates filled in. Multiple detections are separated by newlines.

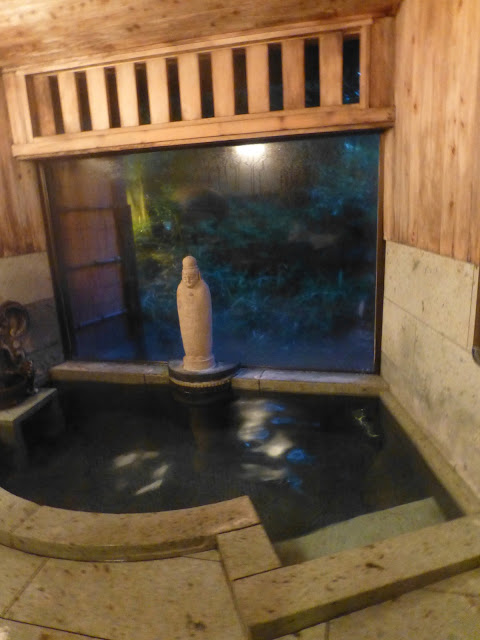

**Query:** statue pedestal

left=168, top=361, right=239, bottom=403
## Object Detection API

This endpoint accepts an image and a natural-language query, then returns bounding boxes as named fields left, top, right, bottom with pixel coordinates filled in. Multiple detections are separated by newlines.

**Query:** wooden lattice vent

left=3, top=17, right=394, bottom=159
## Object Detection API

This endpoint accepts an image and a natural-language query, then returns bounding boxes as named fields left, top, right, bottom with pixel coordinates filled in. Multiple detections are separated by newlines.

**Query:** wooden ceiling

left=0, top=0, right=402, bottom=70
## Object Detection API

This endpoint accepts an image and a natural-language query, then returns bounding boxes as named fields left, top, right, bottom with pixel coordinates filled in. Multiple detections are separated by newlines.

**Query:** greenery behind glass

left=126, top=133, right=379, bottom=370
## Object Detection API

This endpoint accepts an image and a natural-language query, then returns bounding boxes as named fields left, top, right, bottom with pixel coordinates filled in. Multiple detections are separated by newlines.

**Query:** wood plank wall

left=384, top=0, right=480, bottom=264
left=0, top=77, right=46, bottom=258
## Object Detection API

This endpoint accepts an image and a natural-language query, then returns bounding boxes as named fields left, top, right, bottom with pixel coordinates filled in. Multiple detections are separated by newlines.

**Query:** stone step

left=275, top=497, right=447, bottom=565
left=233, top=515, right=480, bottom=639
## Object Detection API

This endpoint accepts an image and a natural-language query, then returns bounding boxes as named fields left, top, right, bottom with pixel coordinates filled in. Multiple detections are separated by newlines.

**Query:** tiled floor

left=1, top=540, right=480, bottom=640
left=0, top=545, right=245, bottom=640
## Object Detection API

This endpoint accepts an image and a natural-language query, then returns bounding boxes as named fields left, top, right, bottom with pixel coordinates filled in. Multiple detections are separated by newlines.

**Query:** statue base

left=168, top=360, right=239, bottom=403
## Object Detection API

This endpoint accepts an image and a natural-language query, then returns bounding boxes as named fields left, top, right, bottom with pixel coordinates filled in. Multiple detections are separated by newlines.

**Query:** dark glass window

left=45, top=132, right=380, bottom=371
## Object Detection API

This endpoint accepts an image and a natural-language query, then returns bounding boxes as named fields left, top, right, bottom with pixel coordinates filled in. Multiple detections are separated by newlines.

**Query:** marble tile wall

left=381, top=241, right=480, bottom=496
left=0, top=252, right=64, bottom=385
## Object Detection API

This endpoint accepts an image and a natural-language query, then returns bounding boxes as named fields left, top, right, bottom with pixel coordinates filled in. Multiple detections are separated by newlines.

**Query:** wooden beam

left=282, top=39, right=305, bottom=110
left=177, top=52, right=202, bottom=120
left=146, top=58, right=170, bottom=124
left=211, top=48, right=235, bottom=117
left=246, top=44, right=270, bottom=113
left=319, top=32, right=343, bottom=106
left=86, top=67, right=110, bottom=130
left=12, top=106, right=394, bottom=159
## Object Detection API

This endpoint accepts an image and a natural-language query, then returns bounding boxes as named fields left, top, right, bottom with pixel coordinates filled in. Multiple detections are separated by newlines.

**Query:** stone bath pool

left=0, top=371, right=463, bottom=546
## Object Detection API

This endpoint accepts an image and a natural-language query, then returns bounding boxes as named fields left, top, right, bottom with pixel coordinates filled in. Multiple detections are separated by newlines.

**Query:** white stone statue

left=177, top=256, right=215, bottom=371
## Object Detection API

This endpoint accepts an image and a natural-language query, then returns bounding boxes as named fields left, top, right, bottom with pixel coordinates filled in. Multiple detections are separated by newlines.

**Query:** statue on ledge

left=0, top=300, right=35, bottom=408
left=177, top=256, right=215, bottom=371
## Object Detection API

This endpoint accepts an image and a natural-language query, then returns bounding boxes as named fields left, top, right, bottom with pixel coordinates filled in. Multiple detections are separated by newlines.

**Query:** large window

left=45, top=132, right=380, bottom=371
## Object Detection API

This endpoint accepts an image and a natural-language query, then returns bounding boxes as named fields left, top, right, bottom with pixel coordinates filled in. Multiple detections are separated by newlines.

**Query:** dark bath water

left=0, top=383, right=457, bottom=542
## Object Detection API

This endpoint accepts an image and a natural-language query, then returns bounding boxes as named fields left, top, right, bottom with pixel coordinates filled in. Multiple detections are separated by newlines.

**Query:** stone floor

left=0, top=541, right=479, bottom=640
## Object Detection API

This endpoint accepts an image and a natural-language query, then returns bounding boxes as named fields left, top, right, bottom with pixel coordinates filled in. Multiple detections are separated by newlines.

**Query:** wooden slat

left=146, top=58, right=169, bottom=124
left=0, top=76, right=46, bottom=257
left=382, top=127, right=394, bottom=241
left=319, top=32, right=343, bottom=106
left=11, top=106, right=394, bottom=158
left=369, top=17, right=394, bottom=108
left=57, top=70, right=81, bottom=133
left=445, top=0, right=479, bottom=262
left=246, top=44, right=270, bottom=114
left=86, top=67, right=110, bottom=130
left=359, top=25, right=371, bottom=108
left=211, top=48, right=235, bottom=117
left=33, top=74, right=56, bottom=136
left=177, top=52, right=202, bottom=121
left=115, top=62, right=139, bottom=127
left=282, top=39, right=305, bottom=110
left=2, top=72, right=30, bottom=143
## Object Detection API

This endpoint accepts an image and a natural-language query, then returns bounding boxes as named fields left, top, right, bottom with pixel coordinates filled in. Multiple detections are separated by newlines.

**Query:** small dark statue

left=0, top=300, right=35, bottom=409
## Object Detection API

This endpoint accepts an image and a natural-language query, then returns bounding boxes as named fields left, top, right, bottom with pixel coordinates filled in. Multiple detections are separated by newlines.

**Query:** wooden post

left=115, top=62, right=139, bottom=127
left=86, top=67, right=110, bottom=130
left=177, top=53, right=202, bottom=120
left=359, top=25, right=371, bottom=108
left=33, top=75, right=56, bottom=136
left=369, top=17, right=394, bottom=108
left=319, top=32, right=343, bottom=106
left=282, top=39, right=305, bottom=110
left=211, top=48, right=235, bottom=117
left=146, top=58, right=170, bottom=124
left=246, top=44, right=270, bottom=113
left=57, top=71, right=82, bottom=133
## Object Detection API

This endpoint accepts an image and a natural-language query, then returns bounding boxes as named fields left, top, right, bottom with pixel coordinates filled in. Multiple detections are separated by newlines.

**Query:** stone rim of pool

left=1, top=365, right=480, bottom=639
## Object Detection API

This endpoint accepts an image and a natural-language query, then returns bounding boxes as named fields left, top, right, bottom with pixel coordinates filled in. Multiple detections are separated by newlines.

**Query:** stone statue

left=177, top=256, right=215, bottom=371
left=0, top=300, right=35, bottom=406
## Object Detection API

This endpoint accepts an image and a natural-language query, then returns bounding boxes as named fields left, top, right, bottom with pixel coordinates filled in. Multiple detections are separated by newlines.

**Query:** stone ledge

left=4, top=495, right=259, bottom=561
left=50, top=361, right=387, bottom=396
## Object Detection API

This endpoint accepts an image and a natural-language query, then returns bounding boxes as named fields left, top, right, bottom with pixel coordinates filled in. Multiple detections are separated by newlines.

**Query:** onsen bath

left=0, top=364, right=479, bottom=639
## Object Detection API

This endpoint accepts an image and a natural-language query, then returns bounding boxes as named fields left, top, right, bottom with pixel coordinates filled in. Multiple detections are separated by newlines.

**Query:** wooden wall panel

left=0, top=77, right=46, bottom=258
left=385, top=0, right=480, bottom=264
